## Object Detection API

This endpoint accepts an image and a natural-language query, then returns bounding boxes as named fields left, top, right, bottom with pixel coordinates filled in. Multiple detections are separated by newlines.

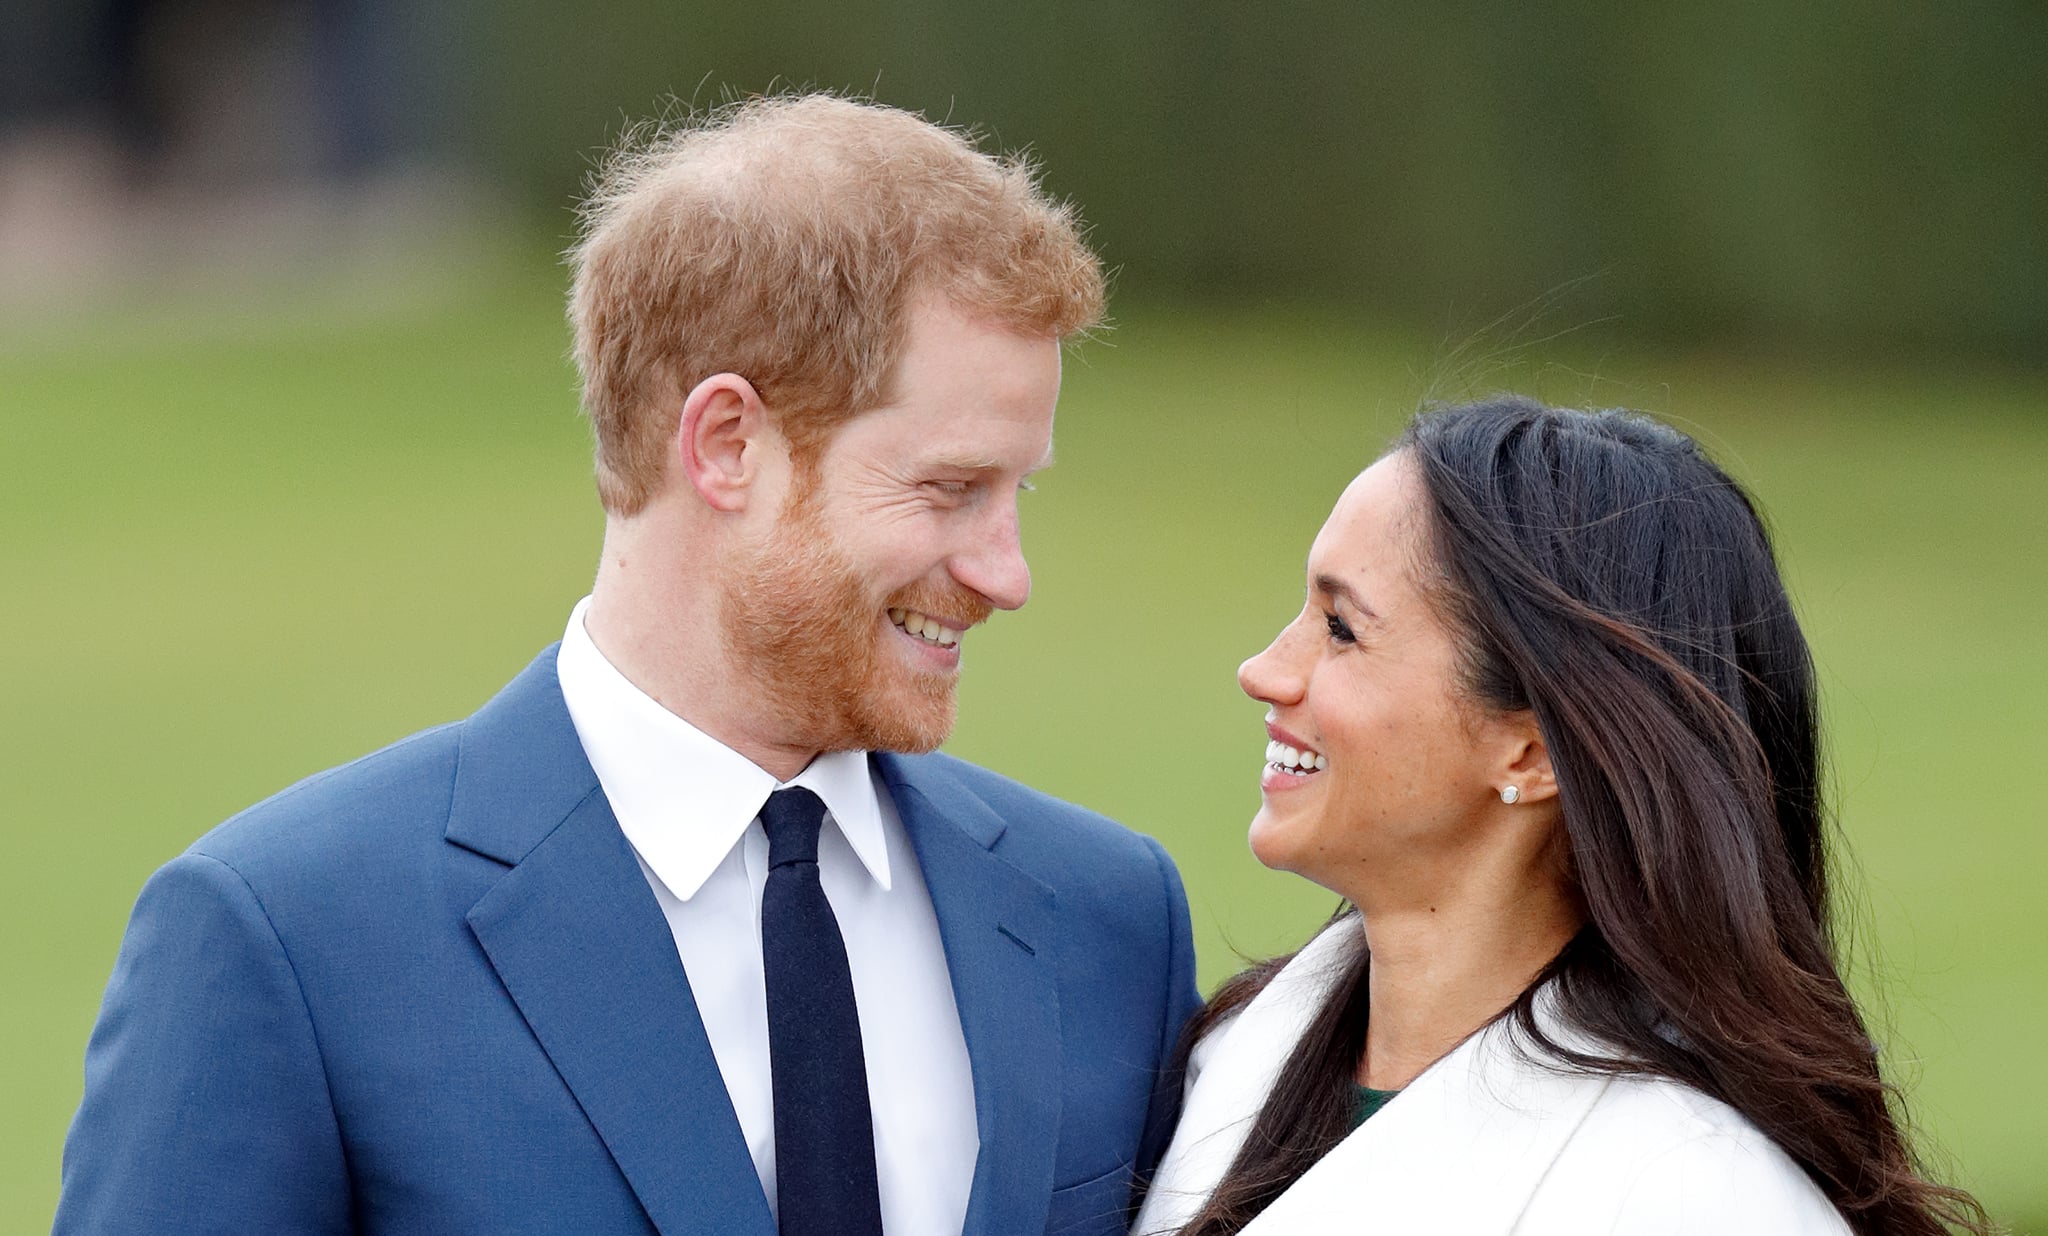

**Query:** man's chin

left=855, top=689, right=956, bottom=754
left=840, top=640, right=956, bottom=750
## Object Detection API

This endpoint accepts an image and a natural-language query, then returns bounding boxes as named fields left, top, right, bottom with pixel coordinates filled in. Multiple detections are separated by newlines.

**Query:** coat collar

left=1136, top=918, right=1611, bottom=1236
left=443, top=644, right=603, bottom=866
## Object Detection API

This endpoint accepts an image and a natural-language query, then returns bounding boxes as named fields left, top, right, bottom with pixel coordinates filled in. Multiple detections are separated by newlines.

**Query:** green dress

left=1353, top=1085, right=1400, bottom=1127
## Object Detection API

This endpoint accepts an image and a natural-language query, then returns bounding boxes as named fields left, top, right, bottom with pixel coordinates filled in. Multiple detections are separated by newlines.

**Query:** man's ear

left=1498, top=713, right=1559, bottom=805
left=676, top=373, right=773, bottom=513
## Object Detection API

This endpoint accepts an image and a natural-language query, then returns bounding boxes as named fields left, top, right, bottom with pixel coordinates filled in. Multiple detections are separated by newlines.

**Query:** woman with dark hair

left=1134, top=398, right=1990, bottom=1235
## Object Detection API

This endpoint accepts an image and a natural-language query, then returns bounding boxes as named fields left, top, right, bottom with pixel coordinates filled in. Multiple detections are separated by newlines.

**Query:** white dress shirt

left=555, top=598, right=979, bottom=1235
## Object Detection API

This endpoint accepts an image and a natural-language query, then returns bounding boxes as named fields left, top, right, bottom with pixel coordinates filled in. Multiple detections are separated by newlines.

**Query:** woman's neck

left=1353, top=872, right=1582, bottom=1090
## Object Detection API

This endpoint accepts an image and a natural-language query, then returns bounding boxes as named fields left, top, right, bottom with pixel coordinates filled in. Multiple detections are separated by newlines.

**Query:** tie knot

left=761, top=787, right=828, bottom=869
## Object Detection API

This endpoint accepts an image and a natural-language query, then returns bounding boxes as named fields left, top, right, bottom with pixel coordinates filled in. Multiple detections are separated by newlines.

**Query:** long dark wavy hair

left=1168, top=397, right=1991, bottom=1235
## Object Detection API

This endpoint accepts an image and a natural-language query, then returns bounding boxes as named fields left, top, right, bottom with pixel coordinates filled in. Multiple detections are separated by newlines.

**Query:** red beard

left=719, top=494, right=993, bottom=755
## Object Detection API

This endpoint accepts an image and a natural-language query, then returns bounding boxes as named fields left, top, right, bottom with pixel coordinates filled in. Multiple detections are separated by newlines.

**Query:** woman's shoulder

left=1522, top=1070, right=1852, bottom=1234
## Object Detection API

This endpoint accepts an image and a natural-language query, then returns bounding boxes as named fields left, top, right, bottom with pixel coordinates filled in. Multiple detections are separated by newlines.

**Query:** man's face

left=720, top=296, right=1063, bottom=754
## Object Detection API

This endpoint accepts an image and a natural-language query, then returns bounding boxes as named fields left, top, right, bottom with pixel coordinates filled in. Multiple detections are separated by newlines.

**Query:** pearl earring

left=1499, top=785, right=1521, bottom=805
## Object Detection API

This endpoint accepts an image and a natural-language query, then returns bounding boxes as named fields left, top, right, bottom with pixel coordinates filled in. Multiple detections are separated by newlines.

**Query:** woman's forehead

left=1312, top=457, right=1424, bottom=573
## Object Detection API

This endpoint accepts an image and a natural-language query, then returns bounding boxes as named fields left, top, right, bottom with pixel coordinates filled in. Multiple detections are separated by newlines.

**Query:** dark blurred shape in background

left=1, top=0, right=475, bottom=304
left=4, top=0, right=2042, bottom=359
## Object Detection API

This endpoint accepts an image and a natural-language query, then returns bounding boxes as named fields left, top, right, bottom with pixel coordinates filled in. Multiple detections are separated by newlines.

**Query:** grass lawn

left=4, top=252, right=2043, bottom=1231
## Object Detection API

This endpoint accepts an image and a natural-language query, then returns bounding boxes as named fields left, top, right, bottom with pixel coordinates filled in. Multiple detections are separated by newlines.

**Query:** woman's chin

left=1250, top=803, right=1362, bottom=894
left=1247, top=809, right=1307, bottom=875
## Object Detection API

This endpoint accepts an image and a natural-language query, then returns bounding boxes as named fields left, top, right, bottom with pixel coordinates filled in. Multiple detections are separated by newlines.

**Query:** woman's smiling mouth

left=1265, top=738, right=1328, bottom=776
left=1261, top=722, right=1328, bottom=793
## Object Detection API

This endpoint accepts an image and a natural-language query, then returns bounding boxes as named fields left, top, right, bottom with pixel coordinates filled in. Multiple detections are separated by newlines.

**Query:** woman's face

left=1238, top=454, right=1537, bottom=899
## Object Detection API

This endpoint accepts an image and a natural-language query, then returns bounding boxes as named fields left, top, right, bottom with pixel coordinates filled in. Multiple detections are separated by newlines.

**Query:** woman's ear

left=1497, top=714, right=1558, bottom=805
left=676, top=373, right=771, bottom=513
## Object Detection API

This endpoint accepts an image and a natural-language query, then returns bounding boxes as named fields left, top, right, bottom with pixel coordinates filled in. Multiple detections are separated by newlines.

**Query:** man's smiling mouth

left=889, top=607, right=963, bottom=649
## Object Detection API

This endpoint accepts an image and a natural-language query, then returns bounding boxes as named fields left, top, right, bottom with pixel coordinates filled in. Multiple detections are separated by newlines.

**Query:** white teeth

left=1265, top=737, right=1326, bottom=774
left=891, top=608, right=964, bottom=649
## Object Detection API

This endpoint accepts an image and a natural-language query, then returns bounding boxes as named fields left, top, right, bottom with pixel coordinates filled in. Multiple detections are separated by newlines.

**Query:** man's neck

left=585, top=550, right=823, bottom=784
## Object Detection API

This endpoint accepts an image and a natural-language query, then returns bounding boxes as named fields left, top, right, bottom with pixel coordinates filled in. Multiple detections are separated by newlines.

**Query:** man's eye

left=924, top=480, right=972, bottom=496
left=1324, top=611, right=1356, bottom=645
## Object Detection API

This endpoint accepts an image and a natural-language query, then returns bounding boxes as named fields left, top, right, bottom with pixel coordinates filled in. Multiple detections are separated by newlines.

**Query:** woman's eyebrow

left=1314, top=572, right=1380, bottom=621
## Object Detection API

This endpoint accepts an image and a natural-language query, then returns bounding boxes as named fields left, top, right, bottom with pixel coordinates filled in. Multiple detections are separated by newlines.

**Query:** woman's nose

left=1238, top=624, right=1306, bottom=706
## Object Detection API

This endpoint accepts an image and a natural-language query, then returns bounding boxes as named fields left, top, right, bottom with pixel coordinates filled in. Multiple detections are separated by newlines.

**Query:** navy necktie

left=759, top=788, right=885, bottom=1236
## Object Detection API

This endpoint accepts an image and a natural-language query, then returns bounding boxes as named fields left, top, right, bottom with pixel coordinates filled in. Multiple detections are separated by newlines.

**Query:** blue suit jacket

left=59, top=648, right=1202, bottom=1235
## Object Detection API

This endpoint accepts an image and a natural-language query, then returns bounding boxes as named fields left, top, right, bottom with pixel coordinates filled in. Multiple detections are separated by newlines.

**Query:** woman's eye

left=1324, top=611, right=1356, bottom=645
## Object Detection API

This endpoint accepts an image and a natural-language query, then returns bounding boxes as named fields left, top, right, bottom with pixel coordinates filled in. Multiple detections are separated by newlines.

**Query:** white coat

left=1133, top=919, right=1851, bottom=1235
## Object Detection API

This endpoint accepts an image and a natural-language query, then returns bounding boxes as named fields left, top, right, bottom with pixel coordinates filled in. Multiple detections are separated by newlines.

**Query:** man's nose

left=953, top=501, right=1031, bottom=612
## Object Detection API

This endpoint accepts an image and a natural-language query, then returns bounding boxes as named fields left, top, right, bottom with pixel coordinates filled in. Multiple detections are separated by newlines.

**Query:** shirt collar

left=555, top=596, right=892, bottom=901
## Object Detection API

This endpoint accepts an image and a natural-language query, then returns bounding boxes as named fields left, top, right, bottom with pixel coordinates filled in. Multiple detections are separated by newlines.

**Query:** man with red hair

left=60, top=95, right=1200, bottom=1236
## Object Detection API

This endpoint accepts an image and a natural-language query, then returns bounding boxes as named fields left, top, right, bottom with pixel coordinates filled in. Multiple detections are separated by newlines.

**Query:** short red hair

left=568, top=94, right=1107, bottom=515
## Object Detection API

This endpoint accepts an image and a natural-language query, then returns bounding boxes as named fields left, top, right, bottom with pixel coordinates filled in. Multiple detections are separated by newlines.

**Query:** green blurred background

left=4, top=2, right=2044, bottom=1231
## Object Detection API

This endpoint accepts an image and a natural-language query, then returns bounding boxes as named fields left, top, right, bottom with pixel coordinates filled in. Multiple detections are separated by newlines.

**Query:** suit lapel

left=449, top=649, right=774, bottom=1236
left=879, top=754, right=1061, bottom=1236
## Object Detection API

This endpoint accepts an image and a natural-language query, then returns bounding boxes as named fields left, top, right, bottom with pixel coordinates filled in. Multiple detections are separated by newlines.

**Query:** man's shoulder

left=888, top=748, right=1095, bottom=812
left=881, top=749, right=1176, bottom=884
left=187, top=719, right=467, bottom=883
left=187, top=645, right=575, bottom=887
